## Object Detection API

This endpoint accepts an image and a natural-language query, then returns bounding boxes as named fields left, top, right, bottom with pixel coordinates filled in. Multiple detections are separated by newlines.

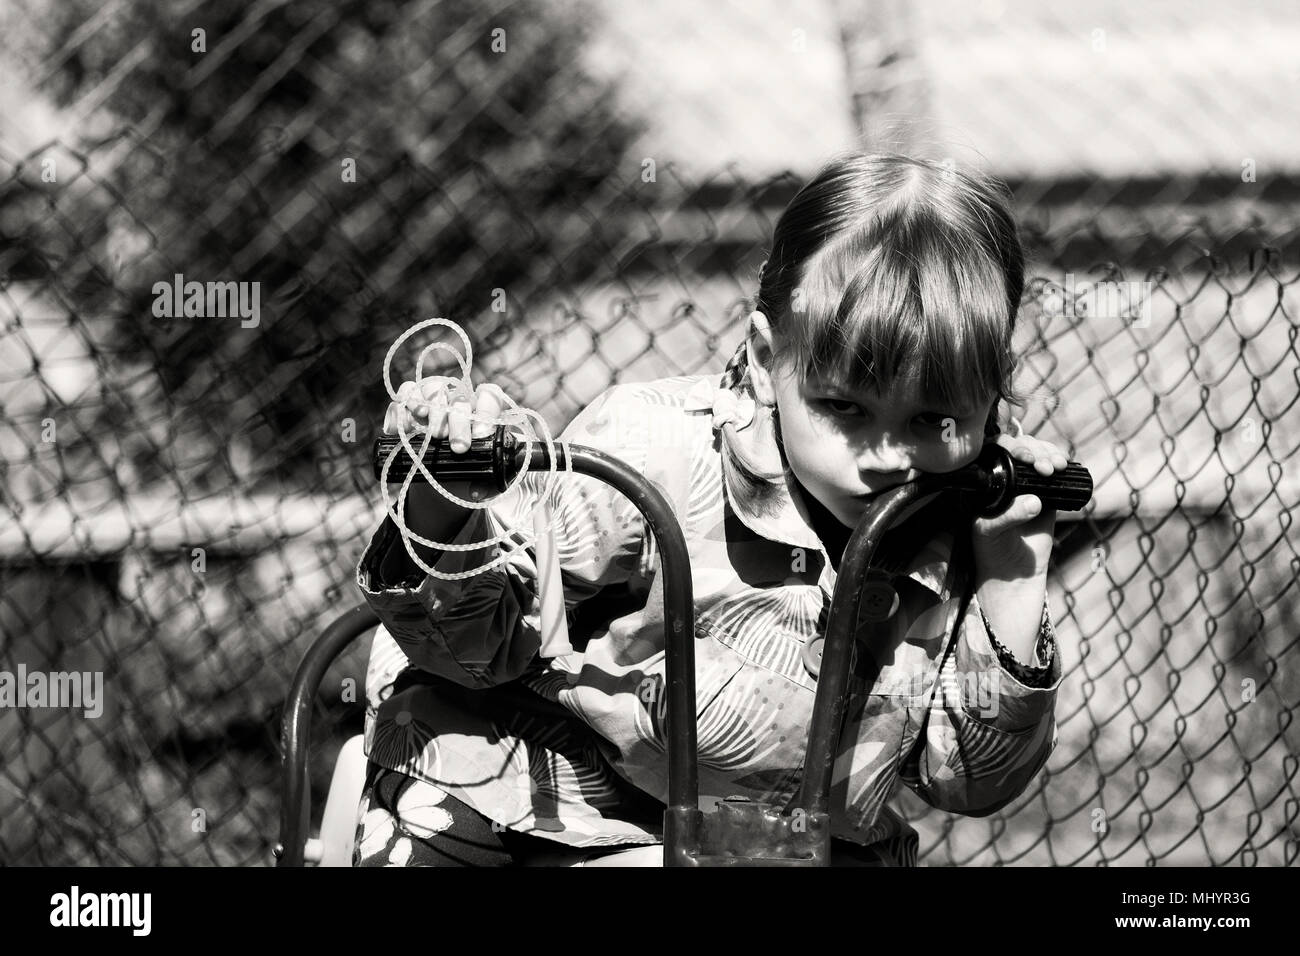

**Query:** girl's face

left=768, top=358, right=995, bottom=529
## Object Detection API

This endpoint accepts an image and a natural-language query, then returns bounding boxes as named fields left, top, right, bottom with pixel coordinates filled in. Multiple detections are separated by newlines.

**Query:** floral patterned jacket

left=355, top=371, right=1062, bottom=861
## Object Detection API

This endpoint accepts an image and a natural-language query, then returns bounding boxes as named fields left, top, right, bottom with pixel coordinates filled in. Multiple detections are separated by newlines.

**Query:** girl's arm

left=895, top=422, right=1068, bottom=815
left=894, top=428, right=1069, bottom=813
left=355, top=386, right=649, bottom=688
left=970, top=428, right=1071, bottom=661
left=896, top=588, right=1062, bottom=816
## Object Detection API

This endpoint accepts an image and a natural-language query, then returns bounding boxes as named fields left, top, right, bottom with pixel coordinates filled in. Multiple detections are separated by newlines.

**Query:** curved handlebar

left=373, top=427, right=1093, bottom=517
left=285, top=433, right=1091, bottom=866
left=362, top=426, right=1093, bottom=864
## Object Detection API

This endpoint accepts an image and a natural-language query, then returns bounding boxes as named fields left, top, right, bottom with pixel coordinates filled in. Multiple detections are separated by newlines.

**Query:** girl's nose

left=856, top=437, right=913, bottom=476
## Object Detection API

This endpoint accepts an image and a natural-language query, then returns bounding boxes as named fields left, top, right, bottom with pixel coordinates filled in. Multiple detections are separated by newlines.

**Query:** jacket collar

left=684, top=374, right=953, bottom=598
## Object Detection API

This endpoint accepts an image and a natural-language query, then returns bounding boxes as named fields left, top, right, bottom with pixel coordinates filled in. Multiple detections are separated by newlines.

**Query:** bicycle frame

left=278, top=438, right=1090, bottom=866
left=277, top=442, right=691, bottom=867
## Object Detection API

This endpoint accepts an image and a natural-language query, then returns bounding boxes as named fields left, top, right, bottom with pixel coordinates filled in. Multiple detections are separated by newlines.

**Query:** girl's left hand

left=970, top=432, right=1069, bottom=662
left=972, top=433, right=1069, bottom=572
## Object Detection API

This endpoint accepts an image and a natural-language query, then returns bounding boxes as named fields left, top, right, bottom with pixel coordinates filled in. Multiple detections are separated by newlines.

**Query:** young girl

left=353, top=152, right=1067, bottom=866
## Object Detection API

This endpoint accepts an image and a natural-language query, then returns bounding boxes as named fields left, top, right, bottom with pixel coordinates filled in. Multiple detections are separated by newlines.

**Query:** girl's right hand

left=382, top=376, right=512, bottom=454
left=381, top=377, right=515, bottom=519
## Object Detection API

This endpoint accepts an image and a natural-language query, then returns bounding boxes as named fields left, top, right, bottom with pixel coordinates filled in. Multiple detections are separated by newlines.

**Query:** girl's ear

left=746, top=310, right=779, bottom=406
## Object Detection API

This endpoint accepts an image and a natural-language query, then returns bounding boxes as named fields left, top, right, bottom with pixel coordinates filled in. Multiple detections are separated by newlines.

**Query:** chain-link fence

left=1, top=0, right=1296, bottom=866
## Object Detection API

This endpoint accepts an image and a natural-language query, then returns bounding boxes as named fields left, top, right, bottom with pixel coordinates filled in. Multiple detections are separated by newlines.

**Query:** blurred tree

left=2, top=0, right=642, bottom=495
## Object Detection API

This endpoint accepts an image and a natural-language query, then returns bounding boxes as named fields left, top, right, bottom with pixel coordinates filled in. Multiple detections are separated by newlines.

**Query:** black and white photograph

left=0, top=0, right=1292, bottom=931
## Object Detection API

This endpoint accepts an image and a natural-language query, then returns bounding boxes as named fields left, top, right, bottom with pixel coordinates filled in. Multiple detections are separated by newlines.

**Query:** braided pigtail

left=719, top=258, right=768, bottom=393
left=719, top=334, right=750, bottom=392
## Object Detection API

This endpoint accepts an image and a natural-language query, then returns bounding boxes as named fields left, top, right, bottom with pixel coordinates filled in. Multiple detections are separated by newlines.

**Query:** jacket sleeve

left=898, top=590, right=1062, bottom=816
left=355, top=385, right=650, bottom=688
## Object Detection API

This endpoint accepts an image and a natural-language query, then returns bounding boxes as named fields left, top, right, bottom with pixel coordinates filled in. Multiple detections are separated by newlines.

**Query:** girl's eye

left=818, top=399, right=862, bottom=417
left=915, top=413, right=953, bottom=429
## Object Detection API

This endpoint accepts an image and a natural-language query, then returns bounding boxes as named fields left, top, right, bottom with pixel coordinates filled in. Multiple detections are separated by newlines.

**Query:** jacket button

left=859, top=576, right=900, bottom=622
left=801, top=636, right=824, bottom=679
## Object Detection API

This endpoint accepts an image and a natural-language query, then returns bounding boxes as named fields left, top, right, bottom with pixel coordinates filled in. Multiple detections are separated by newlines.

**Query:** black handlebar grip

left=1010, top=458, right=1093, bottom=512
left=373, top=425, right=517, bottom=491
left=978, top=443, right=1093, bottom=516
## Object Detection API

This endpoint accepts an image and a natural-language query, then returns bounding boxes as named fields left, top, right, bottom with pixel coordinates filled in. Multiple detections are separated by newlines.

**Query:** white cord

left=378, top=317, right=573, bottom=580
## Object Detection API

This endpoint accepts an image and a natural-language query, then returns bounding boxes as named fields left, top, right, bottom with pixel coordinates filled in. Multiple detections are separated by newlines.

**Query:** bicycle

left=276, top=427, right=1091, bottom=866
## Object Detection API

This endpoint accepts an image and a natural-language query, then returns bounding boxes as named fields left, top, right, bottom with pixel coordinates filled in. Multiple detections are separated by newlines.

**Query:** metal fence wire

left=1, top=0, right=1297, bottom=866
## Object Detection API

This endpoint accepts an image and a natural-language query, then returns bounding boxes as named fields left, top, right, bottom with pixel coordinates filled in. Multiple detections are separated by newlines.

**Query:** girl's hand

left=969, top=433, right=1069, bottom=664
left=382, top=377, right=514, bottom=507
left=383, top=376, right=512, bottom=453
